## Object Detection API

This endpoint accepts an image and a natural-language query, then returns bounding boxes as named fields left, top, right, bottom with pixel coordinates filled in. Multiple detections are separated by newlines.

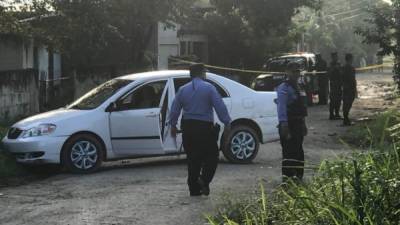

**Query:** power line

left=338, top=13, right=366, bottom=21
left=326, top=8, right=362, bottom=17
left=323, top=0, right=366, bottom=16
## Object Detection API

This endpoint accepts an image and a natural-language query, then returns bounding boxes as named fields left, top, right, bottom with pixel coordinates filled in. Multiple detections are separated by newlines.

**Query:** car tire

left=222, top=125, right=259, bottom=164
left=62, top=134, right=104, bottom=173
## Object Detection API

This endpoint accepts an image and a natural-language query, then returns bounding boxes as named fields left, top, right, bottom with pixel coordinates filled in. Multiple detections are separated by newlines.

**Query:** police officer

left=277, top=62, right=308, bottom=181
left=328, top=52, right=343, bottom=120
left=315, top=54, right=328, bottom=105
left=342, top=53, right=357, bottom=126
left=169, top=63, right=232, bottom=196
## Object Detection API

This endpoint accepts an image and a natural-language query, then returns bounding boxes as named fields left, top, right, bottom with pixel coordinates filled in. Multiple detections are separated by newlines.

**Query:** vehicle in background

left=252, top=52, right=318, bottom=105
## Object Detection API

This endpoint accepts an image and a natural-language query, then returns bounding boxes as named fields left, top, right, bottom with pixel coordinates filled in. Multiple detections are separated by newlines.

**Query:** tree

left=189, top=0, right=318, bottom=69
left=292, top=0, right=379, bottom=67
left=0, top=0, right=195, bottom=69
left=356, top=0, right=400, bottom=89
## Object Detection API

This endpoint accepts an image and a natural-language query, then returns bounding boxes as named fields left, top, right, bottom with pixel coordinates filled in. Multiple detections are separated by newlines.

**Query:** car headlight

left=21, top=124, right=57, bottom=138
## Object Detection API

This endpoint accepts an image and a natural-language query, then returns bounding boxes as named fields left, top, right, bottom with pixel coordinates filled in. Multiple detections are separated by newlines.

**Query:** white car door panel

left=109, top=80, right=167, bottom=156
left=110, top=108, right=162, bottom=155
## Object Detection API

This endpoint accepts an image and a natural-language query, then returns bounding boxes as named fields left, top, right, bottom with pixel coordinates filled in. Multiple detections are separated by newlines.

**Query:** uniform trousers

left=318, top=75, right=329, bottom=105
left=279, top=119, right=305, bottom=180
left=182, top=119, right=219, bottom=194
left=329, top=83, right=342, bottom=116
left=343, top=92, right=355, bottom=122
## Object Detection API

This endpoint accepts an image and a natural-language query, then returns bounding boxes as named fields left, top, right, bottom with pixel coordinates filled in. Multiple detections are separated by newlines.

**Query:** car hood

left=13, top=108, right=90, bottom=129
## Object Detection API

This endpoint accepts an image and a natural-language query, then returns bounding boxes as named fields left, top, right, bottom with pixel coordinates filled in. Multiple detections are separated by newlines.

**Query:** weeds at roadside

left=207, top=111, right=400, bottom=225
left=342, top=110, right=400, bottom=148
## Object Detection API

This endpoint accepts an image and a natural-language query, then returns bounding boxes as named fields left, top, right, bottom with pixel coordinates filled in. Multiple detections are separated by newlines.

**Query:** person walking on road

left=315, top=54, right=328, bottom=105
left=342, top=53, right=357, bottom=126
left=328, top=52, right=343, bottom=120
left=276, top=62, right=308, bottom=181
left=169, top=63, right=232, bottom=196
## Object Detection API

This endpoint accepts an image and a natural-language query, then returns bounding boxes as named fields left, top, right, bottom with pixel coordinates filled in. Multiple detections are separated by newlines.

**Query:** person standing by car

left=315, top=54, right=328, bottom=105
left=276, top=62, right=308, bottom=181
left=342, top=53, right=357, bottom=126
left=328, top=52, right=343, bottom=120
left=169, top=63, right=232, bottom=196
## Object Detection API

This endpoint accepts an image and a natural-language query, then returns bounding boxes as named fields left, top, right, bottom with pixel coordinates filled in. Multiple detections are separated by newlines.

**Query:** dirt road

left=0, top=72, right=395, bottom=225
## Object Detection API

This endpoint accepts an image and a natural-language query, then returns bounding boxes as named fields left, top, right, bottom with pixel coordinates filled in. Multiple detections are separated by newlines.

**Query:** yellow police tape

left=169, top=57, right=391, bottom=76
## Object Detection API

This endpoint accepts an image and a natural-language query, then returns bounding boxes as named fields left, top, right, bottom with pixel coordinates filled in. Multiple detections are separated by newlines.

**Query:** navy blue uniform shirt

left=169, top=77, right=232, bottom=126
left=276, top=82, right=299, bottom=122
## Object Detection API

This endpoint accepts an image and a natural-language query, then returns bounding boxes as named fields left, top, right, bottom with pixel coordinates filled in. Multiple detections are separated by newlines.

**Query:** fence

left=0, top=70, right=40, bottom=124
left=0, top=66, right=137, bottom=123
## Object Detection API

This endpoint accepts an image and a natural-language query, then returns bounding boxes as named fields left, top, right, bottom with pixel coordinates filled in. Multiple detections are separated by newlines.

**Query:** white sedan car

left=2, top=70, right=279, bottom=173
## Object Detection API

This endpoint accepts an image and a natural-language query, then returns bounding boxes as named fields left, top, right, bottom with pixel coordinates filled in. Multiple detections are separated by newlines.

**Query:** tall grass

left=343, top=110, right=400, bottom=148
left=207, top=112, right=400, bottom=225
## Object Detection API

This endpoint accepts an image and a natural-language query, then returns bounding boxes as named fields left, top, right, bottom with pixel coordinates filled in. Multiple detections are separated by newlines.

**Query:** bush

left=342, top=110, right=400, bottom=148
left=208, top=112, right=400, bottom=225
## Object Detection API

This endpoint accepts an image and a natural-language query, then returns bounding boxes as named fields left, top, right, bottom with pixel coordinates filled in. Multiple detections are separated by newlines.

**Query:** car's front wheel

left=62, top=134, right=104, bottom=173
left=222, top=125, right=259, bottom=164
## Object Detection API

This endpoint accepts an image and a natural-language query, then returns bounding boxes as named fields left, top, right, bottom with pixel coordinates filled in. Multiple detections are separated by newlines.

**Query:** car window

left=118, top=80, right=167, bottom=110
left=267, top=58, right=287, bottom=72
left=285, top=57, right=307, bottom=71
left=173, top=78, right=229, bottom=98
left=207, top=79, right=229, bottom=98
left=68, top=79, right=132, bottom=110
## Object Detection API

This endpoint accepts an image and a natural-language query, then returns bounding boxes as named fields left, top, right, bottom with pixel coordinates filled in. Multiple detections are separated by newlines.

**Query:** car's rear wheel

left=222, top=125, right=259, bottom=163
left=62, top=134, right=104, bottom=173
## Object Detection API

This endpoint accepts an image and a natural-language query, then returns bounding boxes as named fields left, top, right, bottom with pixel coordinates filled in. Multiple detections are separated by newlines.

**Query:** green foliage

left=208, top=114, right=400, bottom=225
left=293, top=0, right=379, bottom=66
left=356, top=0, right=400, bottom=90
left=0, top=0, right=195, bottom=68
left=343, top=110, right=400, bottom=148
left=194, top=0, right=319, bottom=69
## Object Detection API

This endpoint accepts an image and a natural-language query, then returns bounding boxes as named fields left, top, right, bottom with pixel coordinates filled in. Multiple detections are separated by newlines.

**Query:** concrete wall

left=0, top=67, right=134, bottom=123
left=157, top=22, right=180, bottom=70
left=0, top=70, right=39, bottom=123
left=22, top=40, right=34, bottom=69
left=0, top=39, right=23, bottom=71
left=73, top=71, right=115, bottom=100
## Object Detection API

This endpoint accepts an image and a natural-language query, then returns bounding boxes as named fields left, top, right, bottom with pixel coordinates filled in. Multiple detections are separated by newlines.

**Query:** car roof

left=275, top=53, right=315, bottom=59
left=117, top=70, right=189, bottom=81
left=256, top=74, right=274, bottom=79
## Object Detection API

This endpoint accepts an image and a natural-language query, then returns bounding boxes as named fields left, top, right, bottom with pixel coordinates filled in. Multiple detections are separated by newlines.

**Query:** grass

left=342, top=110, right=400, bottom=148
left=207, top=111, right=400, bottom=225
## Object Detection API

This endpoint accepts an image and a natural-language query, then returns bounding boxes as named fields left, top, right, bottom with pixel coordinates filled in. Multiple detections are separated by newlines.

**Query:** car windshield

left=67, top=79, right=132, bottom=110
left=267, top=57, right=307, bottom=72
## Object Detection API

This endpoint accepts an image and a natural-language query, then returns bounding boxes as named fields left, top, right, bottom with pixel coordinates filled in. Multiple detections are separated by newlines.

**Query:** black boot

left=198, top=178, right=210, bottom=196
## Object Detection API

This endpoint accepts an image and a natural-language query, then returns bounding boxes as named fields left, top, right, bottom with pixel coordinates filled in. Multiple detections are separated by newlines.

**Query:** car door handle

left=145, top=113, right=158, bottom=118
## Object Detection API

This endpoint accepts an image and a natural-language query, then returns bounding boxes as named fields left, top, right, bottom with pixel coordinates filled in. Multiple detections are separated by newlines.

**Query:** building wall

left=22, top=40, right=34, bottom=69
left=53, top=53, right=62, bottom=80
left=0, top=39, right=23, bottom=71
left=179, top=34, right=209, bottom=63
left=157, top=22, right=180, bottom=70
left=0, top=40, right=61, bottom=81
left=37, top=46, right=49, bottom=80
left=0, top=70, right=39, bottom=123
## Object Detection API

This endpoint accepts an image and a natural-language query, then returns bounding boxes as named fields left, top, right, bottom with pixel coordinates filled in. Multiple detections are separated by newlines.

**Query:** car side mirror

left=105, top=102, right=117, bottom=112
